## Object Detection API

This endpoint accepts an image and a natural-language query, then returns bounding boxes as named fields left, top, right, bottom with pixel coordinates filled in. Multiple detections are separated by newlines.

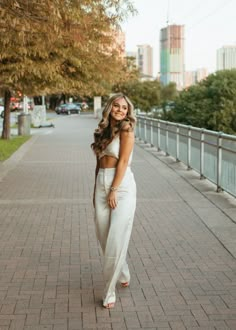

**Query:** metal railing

left=136, top=116, right=236, bottom=197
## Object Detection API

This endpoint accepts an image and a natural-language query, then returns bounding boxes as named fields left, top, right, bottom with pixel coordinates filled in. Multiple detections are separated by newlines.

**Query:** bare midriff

left=99, top=155, right=118, bottom=168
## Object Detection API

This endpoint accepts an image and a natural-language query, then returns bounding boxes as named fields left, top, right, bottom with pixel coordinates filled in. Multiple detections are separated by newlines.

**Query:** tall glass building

left=160, top=25, right=185, bottom=90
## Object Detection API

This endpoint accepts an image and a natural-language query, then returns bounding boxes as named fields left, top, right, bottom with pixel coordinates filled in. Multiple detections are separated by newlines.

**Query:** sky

left=121, top=0, right=236, bottom=75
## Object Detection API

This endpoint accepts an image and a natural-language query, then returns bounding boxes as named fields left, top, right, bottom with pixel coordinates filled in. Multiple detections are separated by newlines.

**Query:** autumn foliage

left=0, top=0, right=135, bottom=138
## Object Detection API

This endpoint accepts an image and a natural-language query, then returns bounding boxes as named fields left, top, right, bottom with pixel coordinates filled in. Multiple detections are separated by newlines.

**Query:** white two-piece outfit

left=94, top=135, right=136, bottom=306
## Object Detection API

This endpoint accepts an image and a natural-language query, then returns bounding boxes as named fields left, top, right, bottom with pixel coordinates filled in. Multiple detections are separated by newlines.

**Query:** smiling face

left=110, top=97, right=128, bottom=124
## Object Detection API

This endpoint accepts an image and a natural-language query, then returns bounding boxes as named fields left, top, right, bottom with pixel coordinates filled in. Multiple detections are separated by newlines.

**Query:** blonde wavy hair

left=91, top=93, right=136, bottom=156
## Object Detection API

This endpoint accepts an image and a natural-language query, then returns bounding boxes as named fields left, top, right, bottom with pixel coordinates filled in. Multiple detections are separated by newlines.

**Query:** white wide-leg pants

left=94, top=167, right=136, bottom=306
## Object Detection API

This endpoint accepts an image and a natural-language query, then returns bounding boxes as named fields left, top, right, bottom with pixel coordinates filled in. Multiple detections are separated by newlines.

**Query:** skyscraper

left=217, top=46, right=236, bottom=70
left=136, top=44, right=153, bottom=79
left=160, top=24, right=185, bottom=90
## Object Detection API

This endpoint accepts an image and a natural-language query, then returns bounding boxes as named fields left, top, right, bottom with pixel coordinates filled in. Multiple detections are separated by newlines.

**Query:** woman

left=91, top=93, right=136, bottom=309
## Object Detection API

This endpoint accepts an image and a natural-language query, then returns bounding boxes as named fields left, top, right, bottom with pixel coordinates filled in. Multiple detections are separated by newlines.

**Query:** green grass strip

left=0, top=136, right=30, bottom=161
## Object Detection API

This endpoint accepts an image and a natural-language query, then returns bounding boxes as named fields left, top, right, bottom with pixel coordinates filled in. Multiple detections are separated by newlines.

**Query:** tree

left=112, top=56, right=139, bottom=92
left=0, top=0, right=135, bottom=138
left=171, top=70, right=236, bottom=133
left=159, top=82, right=178, bottom=120
left=114, top=80, right=162, bottom=112
left=161, top=82, right=178, bottom=103
left=171, top=84, right=211, bottom=127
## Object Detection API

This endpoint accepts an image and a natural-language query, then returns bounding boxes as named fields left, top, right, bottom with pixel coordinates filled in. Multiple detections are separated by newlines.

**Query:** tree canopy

left=171, top=70, right=236, bottom=134
left=113, top=79, right=162, bottom=112
left=0, top=0, right=135, bottom=96
left=113, top=79, right=178, bottom=113
left=0, top=0, right=135, bottom=138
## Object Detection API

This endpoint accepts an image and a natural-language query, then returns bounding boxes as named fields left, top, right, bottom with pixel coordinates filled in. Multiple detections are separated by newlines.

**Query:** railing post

left=144, top=118, right=147, bottom=143
left=150, top=120, right=153, bottom=146
left=187, top=126, right=192, bottom=169
left=138, top=118, right=141, bottom=140
left=157, top=120, right=160, bottom=151
left=165, top=122, right=169, bottom=156
left=200, top=129, right=205, bottom=179
left=216, top=132, right=223, bottom=192
left=176, top=125, right=180, bottom=161
left=135, top=115, right=236, bottom=198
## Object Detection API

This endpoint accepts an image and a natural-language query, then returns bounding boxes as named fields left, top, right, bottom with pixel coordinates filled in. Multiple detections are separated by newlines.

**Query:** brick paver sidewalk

left=0, top=115, right=235, bottom=330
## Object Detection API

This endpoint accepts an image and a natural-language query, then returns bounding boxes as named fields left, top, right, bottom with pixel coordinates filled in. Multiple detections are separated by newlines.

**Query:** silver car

left=55, top=103, right=81, bottom=115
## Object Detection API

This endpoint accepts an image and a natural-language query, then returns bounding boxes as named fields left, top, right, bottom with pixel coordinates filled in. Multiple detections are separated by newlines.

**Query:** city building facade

left=196, top=67, right=208, bottom=82
left=160, top=24, right=185, bottom=90
left=185, top=68, right=208, bottom=88
left=184, top=71, right=196, bottom=88
left=136, top=44, right=153, bottom=79
left=217, top=46, right=236, bottom=70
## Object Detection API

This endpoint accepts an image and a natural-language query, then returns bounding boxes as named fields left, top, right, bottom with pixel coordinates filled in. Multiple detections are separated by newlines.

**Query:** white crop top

left=98, top=136, right=133, bottom=165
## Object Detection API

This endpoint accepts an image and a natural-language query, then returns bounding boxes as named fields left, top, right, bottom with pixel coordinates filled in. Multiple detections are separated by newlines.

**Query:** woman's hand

left=93, top=185, right=96, bottom=208
left=93, top=192, right=95, bottom=208
left=107, top=191, right=118, bottom=209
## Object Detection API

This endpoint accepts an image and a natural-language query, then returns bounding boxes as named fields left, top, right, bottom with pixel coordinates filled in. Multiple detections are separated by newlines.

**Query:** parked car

left=0, top=100, right=34, bottom=118
left=0, top=105, right=4, bottom=118
left=18, top=101, right=34, bottom=111
left=55, top=103, right=81, bottom=115
left=75, top=102, right=89, bottom=110
left=0, top=102, right=20, bottom=118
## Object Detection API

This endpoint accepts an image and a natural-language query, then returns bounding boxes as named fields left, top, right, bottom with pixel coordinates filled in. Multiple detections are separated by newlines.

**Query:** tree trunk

left=1, top=89, right=11, bottom=139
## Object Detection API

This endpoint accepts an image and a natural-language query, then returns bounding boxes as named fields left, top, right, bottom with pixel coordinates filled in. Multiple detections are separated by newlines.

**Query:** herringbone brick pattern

left=0, top=115, right=235, bottom=329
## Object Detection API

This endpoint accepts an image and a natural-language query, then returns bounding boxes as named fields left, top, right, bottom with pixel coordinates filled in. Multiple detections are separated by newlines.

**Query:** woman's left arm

left=107, top=128, right=134, bottom=209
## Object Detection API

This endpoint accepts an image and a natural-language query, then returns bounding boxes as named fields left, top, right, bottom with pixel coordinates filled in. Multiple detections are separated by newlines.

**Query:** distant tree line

left=165, top=70, right=236, bottom=134
left=113, top=79, right=177, bottom=113
left=117, top=69, right=236, bottom=134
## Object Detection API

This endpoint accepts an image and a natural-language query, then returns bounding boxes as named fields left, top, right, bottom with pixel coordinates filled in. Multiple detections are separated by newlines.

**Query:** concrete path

left=0, top=115, right=235, bottom=330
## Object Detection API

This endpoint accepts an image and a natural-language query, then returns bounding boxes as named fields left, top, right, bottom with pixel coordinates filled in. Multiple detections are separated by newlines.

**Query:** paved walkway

left=0, top=115, right=236, bottom=330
